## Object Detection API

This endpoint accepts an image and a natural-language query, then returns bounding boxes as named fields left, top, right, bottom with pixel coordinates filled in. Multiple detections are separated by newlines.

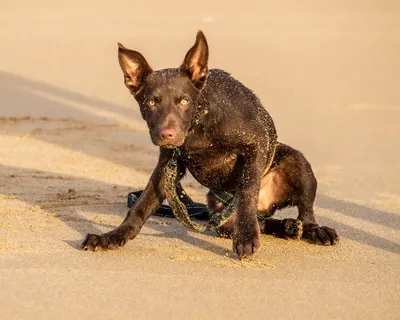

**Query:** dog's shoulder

left=204, top=69, right=261, bottom=111
left=207, top=69, right=233, bottom=87
left=207, top=69, right=256, bottom=94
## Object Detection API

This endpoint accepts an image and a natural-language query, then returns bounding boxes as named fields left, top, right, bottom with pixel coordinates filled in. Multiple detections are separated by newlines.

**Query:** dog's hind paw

left=302, top=224, right=339, bottom=245
left=282, top=218, right=303, bottom=240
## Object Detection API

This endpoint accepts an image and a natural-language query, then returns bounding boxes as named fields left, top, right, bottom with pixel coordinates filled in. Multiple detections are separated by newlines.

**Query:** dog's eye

left=147, top=100, right=156, bottom=107
left=180, top=99, right=189, bottom=106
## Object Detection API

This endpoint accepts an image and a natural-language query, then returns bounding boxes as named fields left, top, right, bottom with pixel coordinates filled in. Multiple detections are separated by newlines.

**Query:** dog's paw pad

left=282, top=218, right=303, bottom=240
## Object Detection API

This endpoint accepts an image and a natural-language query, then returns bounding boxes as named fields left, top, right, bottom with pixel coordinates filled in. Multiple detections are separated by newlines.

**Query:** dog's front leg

left=233, top=152, right=266, bottom=259
left=82, top=149, right=174, bottom=251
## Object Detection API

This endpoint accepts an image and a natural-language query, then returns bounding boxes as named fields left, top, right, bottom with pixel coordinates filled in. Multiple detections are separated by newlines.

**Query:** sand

left=1, top=1, right=399, bottom=319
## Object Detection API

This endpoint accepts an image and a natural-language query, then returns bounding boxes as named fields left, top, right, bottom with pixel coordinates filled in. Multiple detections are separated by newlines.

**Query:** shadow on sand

left=0, top=164, right=398, bottom=256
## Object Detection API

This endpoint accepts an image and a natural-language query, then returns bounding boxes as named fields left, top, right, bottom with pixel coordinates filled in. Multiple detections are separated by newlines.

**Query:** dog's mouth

left=155, top=136, right=186, bottom=149
left=160, top=143, right=181, bottom=149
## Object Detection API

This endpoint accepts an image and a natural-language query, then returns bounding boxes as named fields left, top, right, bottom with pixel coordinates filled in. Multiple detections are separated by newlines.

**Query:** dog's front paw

left=81, top=230, right=130, bottom=251
left=233, top=220, right=260, bottom=259
left=282, top=218, right=303, bottom=240
left=302, top=224, right=339, bottom=245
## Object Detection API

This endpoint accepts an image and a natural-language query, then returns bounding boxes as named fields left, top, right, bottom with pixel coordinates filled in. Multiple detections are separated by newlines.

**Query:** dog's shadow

left=141, top=221, right=233, bottom=258
left=316, top=195, right=400, bottom=255
left=63, top=212, right=232, bottom=258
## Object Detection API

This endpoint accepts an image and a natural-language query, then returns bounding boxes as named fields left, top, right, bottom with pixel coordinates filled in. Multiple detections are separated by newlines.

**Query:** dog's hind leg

left=207, top=190, right=303, bottom=240
left=208, top=143, right=340, bottom=245
left=297, top=191, right=340, bottom=245
left=255, top=164, right=304, bottom=240
left=277, top=144, right=340, bottom=245
left=259, top=218, right=303, bottom=240
left=258, top=143, right=339, bottom=245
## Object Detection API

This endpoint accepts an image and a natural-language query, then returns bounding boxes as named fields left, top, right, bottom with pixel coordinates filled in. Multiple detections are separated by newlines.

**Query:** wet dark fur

left=81, top=31, right=339, bottom=258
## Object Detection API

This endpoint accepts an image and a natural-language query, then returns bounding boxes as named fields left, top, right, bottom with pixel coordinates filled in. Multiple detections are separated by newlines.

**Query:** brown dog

left=82, top=31, right=339, bottom=258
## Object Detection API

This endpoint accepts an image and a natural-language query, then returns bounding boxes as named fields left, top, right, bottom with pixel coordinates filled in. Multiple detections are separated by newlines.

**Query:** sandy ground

left=1, top=1, right=400, bottom=319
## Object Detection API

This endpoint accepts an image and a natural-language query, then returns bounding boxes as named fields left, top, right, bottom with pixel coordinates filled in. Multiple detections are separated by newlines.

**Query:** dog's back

left=201, top=69, right=277, bottom=142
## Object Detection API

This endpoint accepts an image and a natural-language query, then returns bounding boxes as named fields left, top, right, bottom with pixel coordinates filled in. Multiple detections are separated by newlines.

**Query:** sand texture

left=1, top=1, right=399, bottom=319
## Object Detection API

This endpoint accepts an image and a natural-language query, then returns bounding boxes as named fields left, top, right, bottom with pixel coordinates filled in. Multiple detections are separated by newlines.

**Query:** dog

left=81, top=31, right=339, bottom=258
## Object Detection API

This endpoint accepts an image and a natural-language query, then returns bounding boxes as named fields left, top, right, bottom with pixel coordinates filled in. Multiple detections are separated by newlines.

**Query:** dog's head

left=118, top=31, right=209, bottom=148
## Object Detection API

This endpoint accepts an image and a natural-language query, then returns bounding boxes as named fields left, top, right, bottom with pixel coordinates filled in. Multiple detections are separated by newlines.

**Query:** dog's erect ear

left=118, top=43, right=153, bottom=94
left=179, top=31, right=209, bottom=89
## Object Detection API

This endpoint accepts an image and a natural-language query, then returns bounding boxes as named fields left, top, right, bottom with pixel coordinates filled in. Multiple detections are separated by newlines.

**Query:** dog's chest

left=179, top=146, right=239, bottom=190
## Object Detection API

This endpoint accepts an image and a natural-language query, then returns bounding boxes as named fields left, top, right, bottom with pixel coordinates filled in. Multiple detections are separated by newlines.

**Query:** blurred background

left=1, top=0, right=399, bottom=199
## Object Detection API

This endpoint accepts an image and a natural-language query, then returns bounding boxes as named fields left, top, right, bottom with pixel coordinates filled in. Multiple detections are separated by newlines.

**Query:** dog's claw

left=235, top=242, right=252, bottom=260
left=302, top=225, right=339, bottom=245
left=81, top=232, right=128, bottom=251
left=233, top=221, right=261, bottom=259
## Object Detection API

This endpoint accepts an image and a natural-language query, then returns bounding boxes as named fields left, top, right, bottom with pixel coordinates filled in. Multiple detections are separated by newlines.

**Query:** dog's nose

left=159, top=127, right=176, bottom=140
